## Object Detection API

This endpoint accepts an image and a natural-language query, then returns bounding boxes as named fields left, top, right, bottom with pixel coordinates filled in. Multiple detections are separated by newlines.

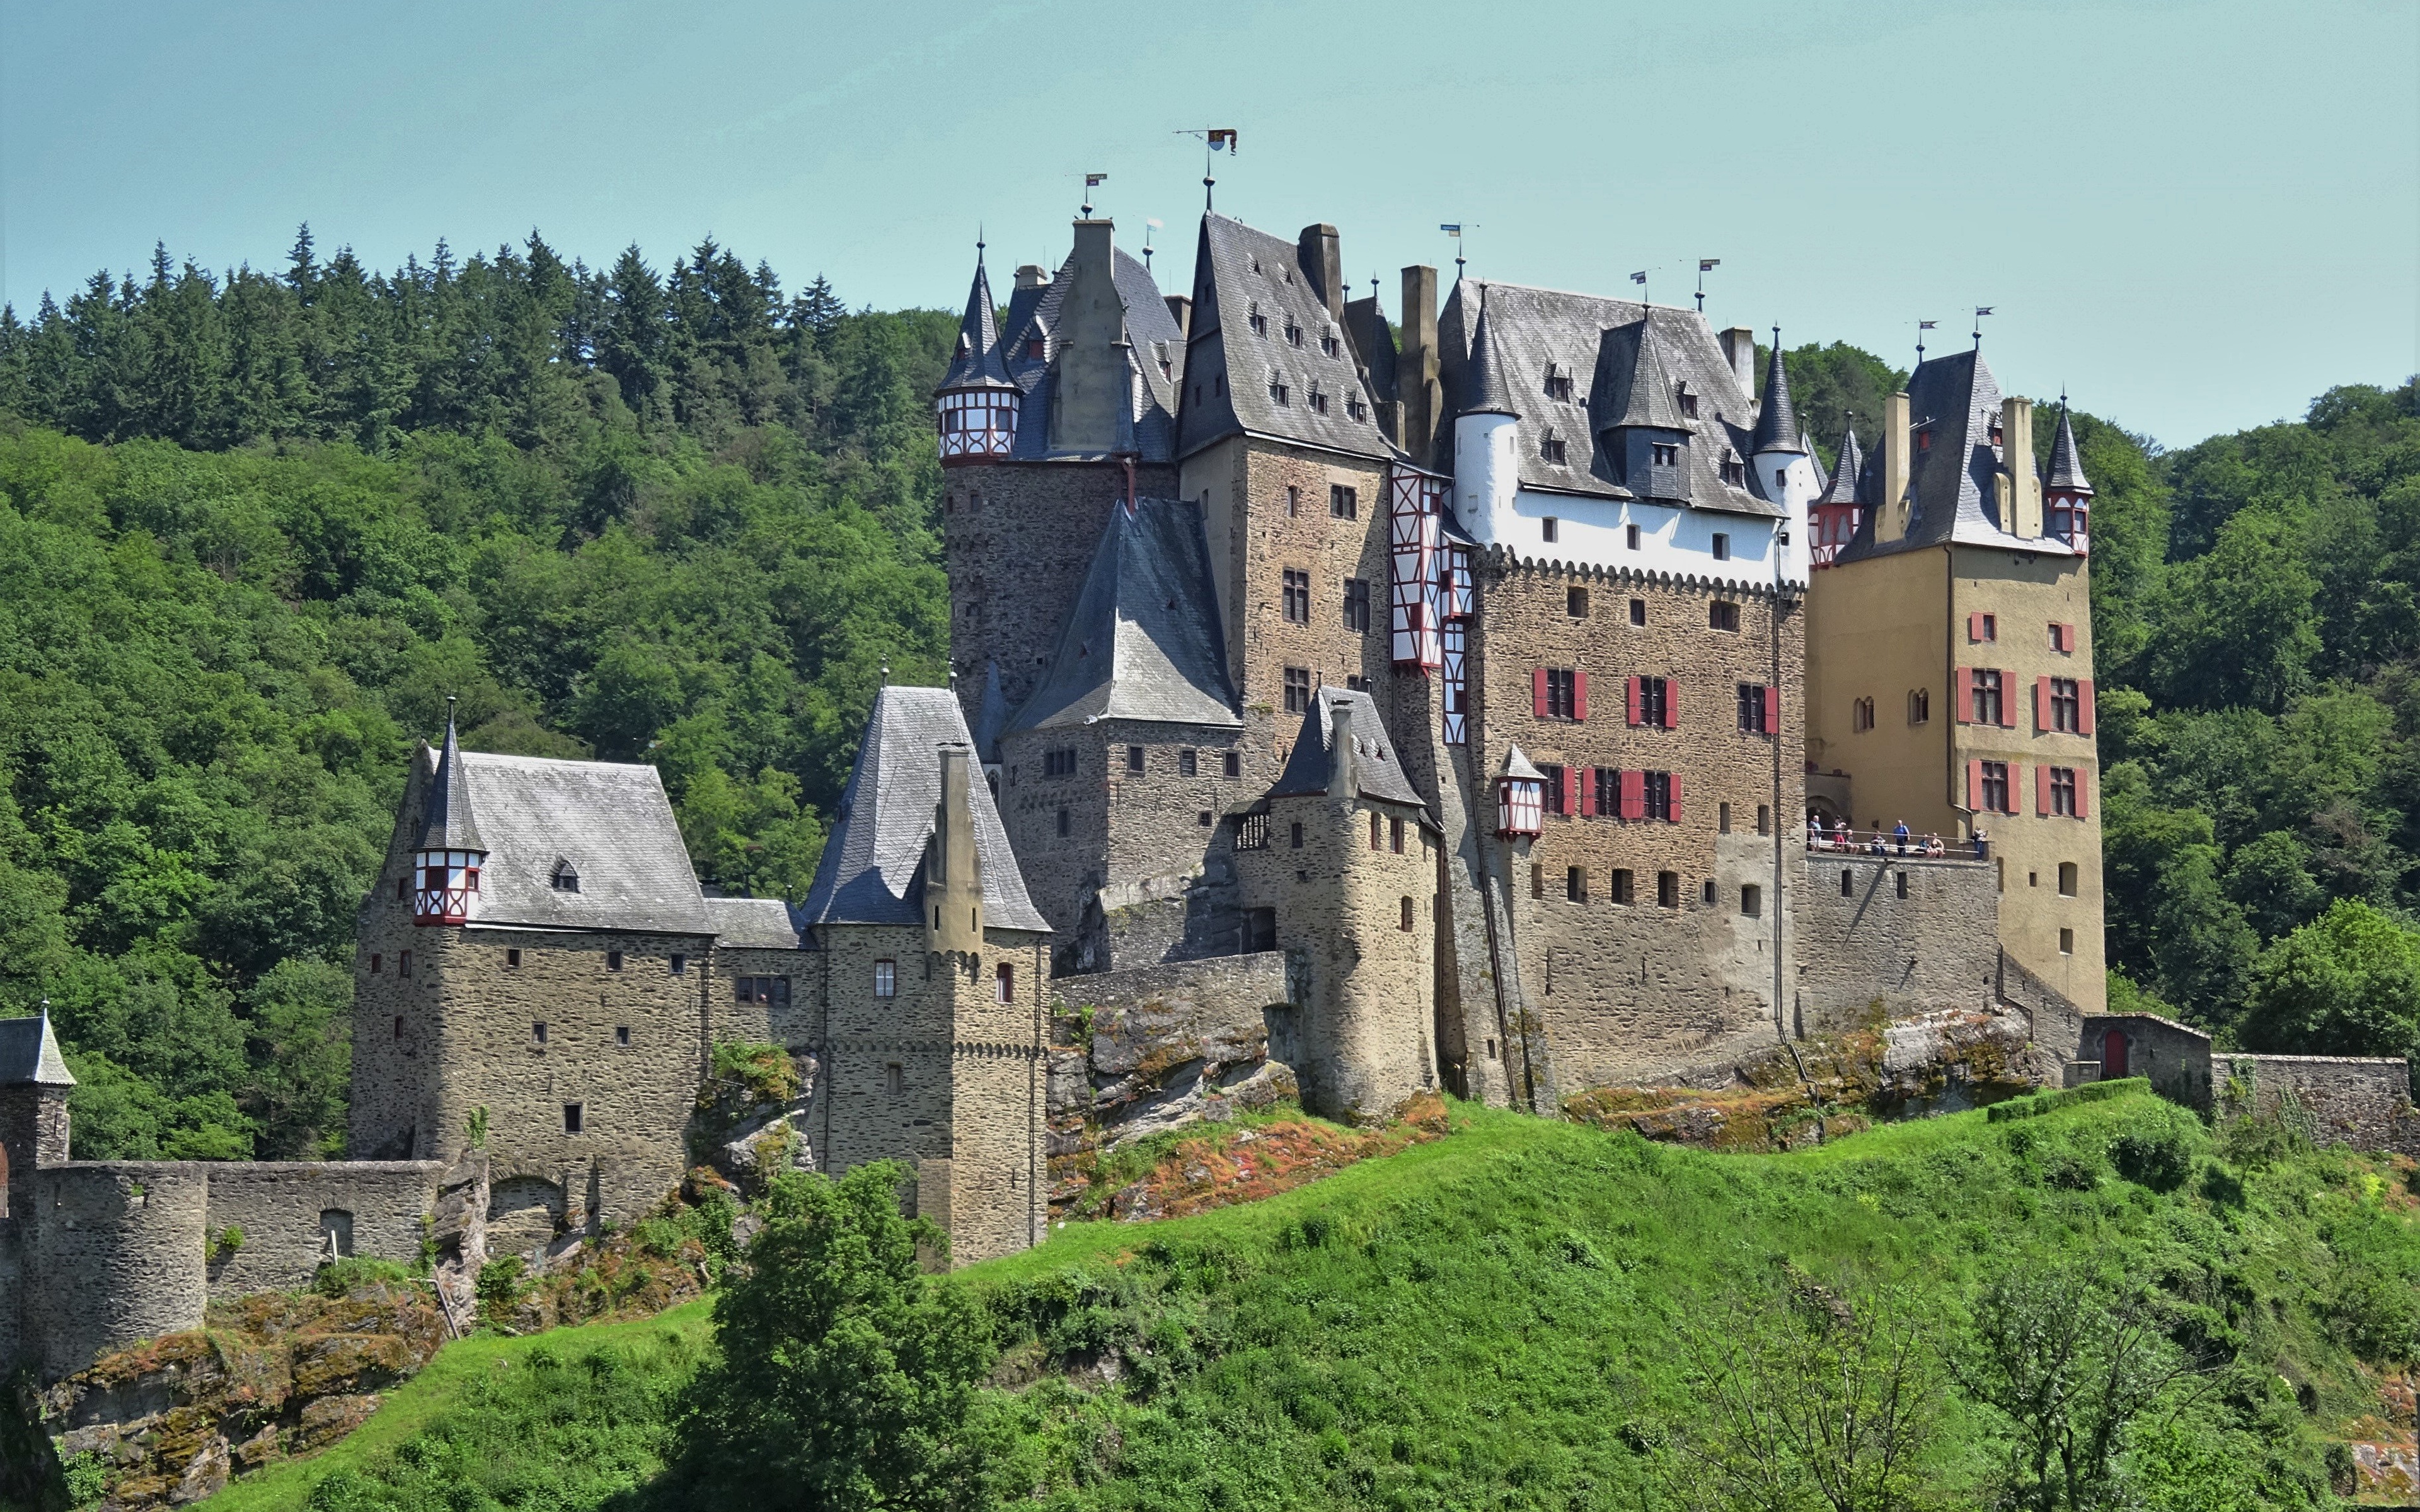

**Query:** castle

left=15, top=204, right=2409, bottom=1389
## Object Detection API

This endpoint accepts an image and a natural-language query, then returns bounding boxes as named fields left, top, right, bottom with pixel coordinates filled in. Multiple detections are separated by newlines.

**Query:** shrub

left=313, top=1256, right=417, bottom=1298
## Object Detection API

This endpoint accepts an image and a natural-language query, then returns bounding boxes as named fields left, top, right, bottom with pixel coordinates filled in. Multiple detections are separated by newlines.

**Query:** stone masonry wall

left=2078, top=1013, right=2215, bottom=1109
left=2227, top=1055, right=2420, bottom=1155
left=942, top=461, right=1175, bottom=722
left=996, top=724, right=1114, bottom=968
left=25, top=1164, right=210, bottom=1383
left=708, top=945, right=824, bottom=1055
left=200, top=1162, right=447, bottom=1299
left=1472, top=558, right=1806, bottom=1090
left=1794, top=852, right=2002, bottom=1031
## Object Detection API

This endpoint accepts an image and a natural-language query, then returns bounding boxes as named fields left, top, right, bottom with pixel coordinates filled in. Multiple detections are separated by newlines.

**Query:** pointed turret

left=1818, top=424, right=1864, bottom=505
left=1494, top=742, right=1545, bottom=837
left=1451, top=288, right=1524, bottom=541
left=1811, top=421, right=1866, bottom=567
left=935, top=246, right=1020, bottom=464
left=1749, top=341, right=1803, bottom=456
left=1460, top=296, right=1518, bottom=418
left=1600, top=315, right=1691, bottom=501
left=2045, top=398, right=2094, bottom=553
left=412, top=699, right=487, bottom=925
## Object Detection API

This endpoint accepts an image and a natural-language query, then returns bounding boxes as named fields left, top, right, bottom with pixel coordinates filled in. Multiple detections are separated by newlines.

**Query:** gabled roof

left=1267, top=687, right=1427, bottom=809
left=1499, top=744, right=1544, bottom=781
left=1749, top=344, right=1803, bottom=455
left=2046, top=402, right=2092, bottom=495
left=996, top=241, right=1182, bottom=462
left=800, top=686, right=1047, bottom=933
left=1008, top=496, right=1239, bottom=733
left=430, top=749, right=715, bottom=934
left=0, top=1009, right=74, bottom=1086
left=1836, top=349, right=2079, bottom=563
left=938, top=252, right=1013, bottom=393
left=1175, top=214, right=1398, bottom=463
left=968, top=660, right=1010, bottom=764
left=706, top=896, right=807, bottom=949
left=1818, top=423, right=1864, bottom=506
left=413, top=706, right=485, bottom=853
left=1459, top=295, right=1518, bottom=418
left=1438, top=280, right=1777, bottom=518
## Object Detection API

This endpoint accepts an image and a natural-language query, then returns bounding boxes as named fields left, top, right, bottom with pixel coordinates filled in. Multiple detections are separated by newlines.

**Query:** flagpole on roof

left=1696, top=258, right=1719, bottom=312
left=1973, top=306, right=1993, bottom=349
left=1916, top=319, right=1936, bottom=365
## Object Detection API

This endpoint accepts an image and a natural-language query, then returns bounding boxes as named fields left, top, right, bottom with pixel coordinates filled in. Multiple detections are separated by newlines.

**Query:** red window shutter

left=1574, top=671, right=1589, bottom=723
left=1967, top=759, right=1983, bottom=809
left=1664, top=682, right=1680, bottom=730
left=1626, top=675, right=1642, bottom=727
left=2078, top=680, right=2095, bottom=735
left=1533, top=668, right=1548, bottom=719
left=1968, top=611, right=1983, bottom=643
left=1620, top=771, right=1644, bottom=821
left=1762, top=685, right=1778, bottom=735
left=1579, top=768, right=1596, bottom=817
left=2077, top=769, right=2091, bottom=820
left=1668, top=773, right=1683, bottom=823
left=2036, top=676, right=2051, bottom=733
left=1954, top=668, right=1974, bottom=724
left=1998, top=670, right=2016, bottom=728
left=2036, top=765, right=2049, bottom=816
left=2057, top=622, right=2074, bottom=653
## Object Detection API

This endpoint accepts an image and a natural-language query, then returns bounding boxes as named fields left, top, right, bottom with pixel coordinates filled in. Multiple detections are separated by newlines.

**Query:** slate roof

left=1436, top=280, right=1778, bottom=518
left=1460, top=295, right=1518, bottom=418
left=705, top=896, right=808, bottom=949
left=0, top=1010, right=74, bottom=1086
left=1175, top=214, right=1399, bottom=463
left=1749, top=345, right=1803, bottom=455
left=1818, top=423, right=1865, bottom=505
left=996, top=242, right=1182, bottom=463
left=425, top=748, right=715, bottom=935
left=800, top=686, right=1048, bottom=934
left=1007, top=496, right=1240, bottom=733
left=1499, top=744, right=1545, bottom=781
left=2046, top=403, right=2092, bottom=494
left=968, top=660, right=1010, bottom=764
left=1267, top=687, right=1427, bottom=809
left=413, top=707, right=485, bottom=853
left=1835, top=349, right=2080, bottom=563
left=938, top=253, right=1014, bottom=393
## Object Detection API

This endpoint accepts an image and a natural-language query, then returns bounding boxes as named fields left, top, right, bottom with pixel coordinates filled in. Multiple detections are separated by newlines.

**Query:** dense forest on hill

left=0, top=229, right=2414, bottom=1159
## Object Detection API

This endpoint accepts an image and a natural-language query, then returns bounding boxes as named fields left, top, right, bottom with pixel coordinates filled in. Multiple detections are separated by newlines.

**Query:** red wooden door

left=2102, top=1029, right=2129, bottom=1080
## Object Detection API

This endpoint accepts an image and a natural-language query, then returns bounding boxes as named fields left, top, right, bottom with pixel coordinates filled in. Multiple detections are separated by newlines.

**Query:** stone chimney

left=1399, top=265, right=1441, bottom=467
left=1015, top=265, right=1048, bottom=291
left=1877, top=390, right=1912, bottom=543
left=925, top=745, right=985, bottom=954
left=1719, top=328, right=1758, bottom=403
left=1998, top=396, right=2041, bottom=539
left=1048, top=220, right=1127, bottom=455
left=1164, top=294, right=1191, bottom=342
left=1327, top=699, right=1358, bottom=800
left=1298, top=224, right=1344, bottom=323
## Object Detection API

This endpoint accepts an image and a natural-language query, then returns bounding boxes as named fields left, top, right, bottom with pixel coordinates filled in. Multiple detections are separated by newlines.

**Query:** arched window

left=551, top=859, right=580, bottom=893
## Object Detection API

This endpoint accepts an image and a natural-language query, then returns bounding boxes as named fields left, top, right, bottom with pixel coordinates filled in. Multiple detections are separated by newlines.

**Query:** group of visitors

left=1804, top=815, right=1949, bottom=857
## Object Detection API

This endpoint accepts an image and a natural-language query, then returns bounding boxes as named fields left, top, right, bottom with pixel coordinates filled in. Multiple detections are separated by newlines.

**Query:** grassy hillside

left=195, top=1090, right=2418, bottom=1511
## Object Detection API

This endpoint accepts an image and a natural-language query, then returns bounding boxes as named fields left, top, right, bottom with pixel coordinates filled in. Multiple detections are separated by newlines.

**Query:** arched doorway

left=2102, top=1029, right=2129, bottom=1080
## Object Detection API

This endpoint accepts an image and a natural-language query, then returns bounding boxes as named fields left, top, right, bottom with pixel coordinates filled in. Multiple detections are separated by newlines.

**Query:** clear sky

left=3, top=0, right=2413, bottom=447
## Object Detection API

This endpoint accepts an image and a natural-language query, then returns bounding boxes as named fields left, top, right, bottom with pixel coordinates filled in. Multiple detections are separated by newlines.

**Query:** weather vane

left=1696, top=258, right=1719, bottom=312
left=1081, top=172, right=1105, bottom=218
left=1176, top=129, right=1238, bottom=212
left=1441, top=224, right=1475, bottom=278
left=1143, top=217, right=1162, bottom=270
left=1916, top=319, right=1937, bottom=363
left=1973, top=306, right=1994, bottom=348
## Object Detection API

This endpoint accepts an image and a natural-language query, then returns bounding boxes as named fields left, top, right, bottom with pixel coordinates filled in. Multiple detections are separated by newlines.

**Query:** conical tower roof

left=1460, top=292, right=1519, bottom=418
left=1750, top=340, right=1802, bottom=454
left=1818, top=423, right=1864, bottom=505
left=937, top=249, right=1014, bottom=392
left=1606, top=315, right=1687, bottom=431
left=1499, top=743, right=1544, bottom=781
left=414, top=701, right=485, bottom=853
left=0, top=1005, right=75, bottom=1087
left=2046, top=401, right=2092, bottom=495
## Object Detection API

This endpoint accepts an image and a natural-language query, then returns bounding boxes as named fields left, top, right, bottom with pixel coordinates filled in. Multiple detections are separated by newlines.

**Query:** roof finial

left=1442, top=223, right=1470, bottom=278
left=879, top=662, right=890, bottom=687
left=976, top=223, right=984, bottom=256
left=1697, top=258, right=1719, bottom=312
left=1916, top=319, right=1935, bottom=364
left=1184, top=127, right=1237, bottom=213
left=1973, top=305, right=1993, bottom=349
left=1081, top=171, right=1105, bottom=219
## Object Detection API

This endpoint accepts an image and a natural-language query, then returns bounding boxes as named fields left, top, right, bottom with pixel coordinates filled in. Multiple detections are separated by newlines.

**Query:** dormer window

left=1285, top=320, right=1304, bottom=348
left=1321, top=331, right=1342, bottom=357
left=1308, top=387, right=1329, bottom=415
left=1268, top=373, right=1290, bottom=406
left=1025, top=336, right=1044, bottom=360
left=550, top=859, right=580, bottom=893
left=1541, top=428, right=1567, bottom=466
left=1545, top=365, right=1573, bottom=403
left=1652, top=442, right=1680, bottom=467
left=1346, top=395, right=1368, bottom=421
left=1678, top=385, right=1698, bottom=420
left=1248, top=304, right=1268, bottom=337
left=1720, top=452, right=1746, bottom=487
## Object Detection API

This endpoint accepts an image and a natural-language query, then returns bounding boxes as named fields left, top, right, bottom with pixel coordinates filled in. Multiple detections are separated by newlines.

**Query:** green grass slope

left=204, top=1091, right=2420, bottom=1511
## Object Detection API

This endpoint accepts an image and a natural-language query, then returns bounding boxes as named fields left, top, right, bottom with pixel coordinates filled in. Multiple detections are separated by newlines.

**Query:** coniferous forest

left=0, top=230, right=2415, bottom=1160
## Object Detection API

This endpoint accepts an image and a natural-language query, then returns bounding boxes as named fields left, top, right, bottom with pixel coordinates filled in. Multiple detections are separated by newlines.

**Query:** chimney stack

left=1298, top=225, right=1344, bottom=323
left=1719, top=328, right=1758, bottom=402
left=1400, top=265, right=1441, bottom=467
left=1998, top=396, right=2041, bottom=539
left=1015, top=264, right=1048, bottom=291
left=925, top=745, right=985, bottom=954
left=1049, top=220, right=1126, bottom=454
left=1163, top=294, right=1192, bottom=343
left=1327, top=699, right=1358, bottom=800
left=1877, top=391, right=1912, bottom=542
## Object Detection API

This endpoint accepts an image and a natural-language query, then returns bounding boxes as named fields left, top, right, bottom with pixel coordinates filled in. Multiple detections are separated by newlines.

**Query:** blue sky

left=3, top=0, right=2412, bottom=446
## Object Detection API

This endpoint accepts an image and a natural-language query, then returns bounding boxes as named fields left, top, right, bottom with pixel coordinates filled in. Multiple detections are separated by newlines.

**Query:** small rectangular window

left=1400, top=896, right=1415, bottom=931
left=1282, top=568, right=1310, bottom=624
left=1741, top=884, right=1761, bottom=917
left=1652, top=442, right=1680, bottom=467
left=1719, top=801, right=1732, bottom=835
left=533, top=1021, right=547, bottom=1044
left=504, top=948, right=520, bottom=968
left=1223, top=751, right=1242, bottom=779
left=873, top=959, right=897, bottom=998
left=1626, top=523, right=1642, bottom=550
left=1290, top=820, right=1304, bottom=849
left=1542, top=764, right=1565, bottom=815
left=885, top=1063, right=904, bottom=1096
left=1567, top=586, right=1588, bottom=618
left=1286, top=484, right=1301, bottom=517
left=1284, top=667, right=1313, bottom=714
left=1126, top=745, right=1145, bottom=774
left=393, top=1015, right=403, bottom=1040
left=616, top=1026, right=630, bottom=1046
left=1330, top=484, right=1358, bottom=519
left=996, top=962, right=1015, bottom=1003
left=1710, top=600, right=1740, bottom=632
left=2059, top=927, right=2075, bottom=956
left=1541, top=517, right=1560, bottom=542
left=2050, top=765, right=2079, bottom=816
left=1371, top=811, right=1385, bottom=850
left=1531, top=864, right=1545, bottom=900
left=1657, top=871, right=1680, bottom=908
left=1711, top=533, right=1730, bottom=560
left=606, top=950, right=623, bottom=971
left=399, top=950, right=411, bottom=979
left=1390, top=816, right=1405, bottom=854
left=1057, top=807, right=1071, bottom=836
left=1610, top=869, right=1634, bottom=905
left=669, top=953, right=686, bottom=975
left=1629, top=597, right=1646, bottom=626
left=1566, top=866, right=1587, bottom=903
left=1736, top=682, right=1768, bottom=732
left=1545, top=668, right=1577, bottom=721
left=1981, top=760, right=2012, bottom=814
left=1180, top=748, right=1198, bottom=777
left=1344, top=578, right=1371, bottom=633
left=370, top=953, right=383, bottom=974
left=563, top=1103, right=584, bottom=1134
left=1757, top=804, right=1771, bottom=836
left=1593, top=767, right=1620, bottom=816
left=2060, top=861, right=2079, bottom=896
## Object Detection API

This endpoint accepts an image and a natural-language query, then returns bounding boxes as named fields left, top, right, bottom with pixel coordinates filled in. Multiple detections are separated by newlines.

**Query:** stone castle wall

left=23, top=1164, right=209, bottom=1383
left=2223, top=1055, right=2420, bottom=1155
left=199, top=1162, right=449, bottom=1298
left=1794, top=852, right=2003, bottom=1031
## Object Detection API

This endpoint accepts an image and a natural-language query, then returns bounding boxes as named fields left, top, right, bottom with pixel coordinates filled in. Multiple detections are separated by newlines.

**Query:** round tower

left=412, top=699, right=486, bottom=926
left=1451, top=292, right=1520, bottom=542
left=935, top=247, right=1019, bottom=464
left=2045, top=398, right=2094, bottom=554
